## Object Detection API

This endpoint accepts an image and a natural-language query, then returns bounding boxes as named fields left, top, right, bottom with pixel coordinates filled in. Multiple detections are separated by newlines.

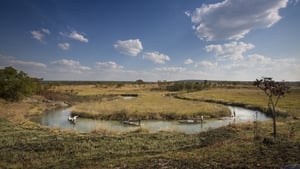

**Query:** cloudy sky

left=0, top=0, right=299, bottom=81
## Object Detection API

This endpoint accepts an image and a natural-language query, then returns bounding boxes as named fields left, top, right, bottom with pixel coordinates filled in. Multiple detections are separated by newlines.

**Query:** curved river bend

left=30, top=106, right=269, bottom=134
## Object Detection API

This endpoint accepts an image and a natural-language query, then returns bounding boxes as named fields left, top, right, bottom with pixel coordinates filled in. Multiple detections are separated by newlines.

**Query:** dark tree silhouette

left=254, top=77, right=290, bottom=138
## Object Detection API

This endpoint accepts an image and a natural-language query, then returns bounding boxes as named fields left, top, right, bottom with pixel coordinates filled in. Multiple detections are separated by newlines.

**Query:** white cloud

left=69, top=31, right=88, bottom=43
left=223, top=54, right=272, bottom=70
left=9, top=60, right=47, bottom=69
left=31, top=30, right=45, bottom=41
left=95, top=61, right=124, bottom=70
left=58, top=43, right=70, bottom=50
left=214, top=54, right=300, bottom=81
left=184, top=58, right=194, bottom=65
left=60, top=31, right=89, bottom=43
left=0, top=54, right=47, bottom=78
left=187, top=0, right=288, bottom=41
left=0, top=55, right=47, bottom=69
left=247, top=54, right=272, bottom=64
left=155, top=67, right=186, bottom=72
left=41, top=28, right=50, bottom=35
left=51, top=59, right=91, bottom=74
left=51, top=59, right=90, bottom=70
left=143, top=51, right=170, bottom=64
left=114, top=39, right=143, bottom=57
left=93, top=62, right=154, bottom=81
left=184, top=11, right=191, bottom=17
left=30, top=28, right=51, bottom=42
left=205, top=41, right=254, bottom=60
left=196, top=60, right=218, bottom=69
left=223, top=61, right=248, bottom=71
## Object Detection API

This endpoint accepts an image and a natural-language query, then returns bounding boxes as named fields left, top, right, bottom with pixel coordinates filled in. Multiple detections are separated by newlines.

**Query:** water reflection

left=31, top=106, right=270, bottom=134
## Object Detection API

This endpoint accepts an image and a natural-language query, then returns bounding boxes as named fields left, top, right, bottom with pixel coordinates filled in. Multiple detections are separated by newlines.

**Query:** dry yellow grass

left=72, top=91, right=230, bottom=120
left=181, top=87, right=300, bottom=117
left=51, top=83, right=156, bottom=96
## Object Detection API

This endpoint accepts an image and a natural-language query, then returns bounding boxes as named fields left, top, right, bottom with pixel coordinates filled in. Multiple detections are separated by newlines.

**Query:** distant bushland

left=165, top=80, right=211, bottom=92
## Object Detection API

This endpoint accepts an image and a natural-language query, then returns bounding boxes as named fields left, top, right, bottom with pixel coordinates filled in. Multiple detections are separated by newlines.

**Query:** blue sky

left=0, top=0, right=299, bottom=81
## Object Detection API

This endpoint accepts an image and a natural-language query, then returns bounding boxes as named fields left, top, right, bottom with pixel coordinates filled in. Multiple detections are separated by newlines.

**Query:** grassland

left=71, top=91, right=230, bottom=120
left=0, top=83, right=300, bottom=168
left=54, top=83, right=300, bottom=120
left=179, top=86, right=300, bottom=117
left=50, top=83, right=154, bottom=96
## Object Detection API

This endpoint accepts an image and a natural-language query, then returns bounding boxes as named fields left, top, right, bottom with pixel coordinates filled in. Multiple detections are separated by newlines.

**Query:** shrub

left=0, top=67, right=41, bottom=101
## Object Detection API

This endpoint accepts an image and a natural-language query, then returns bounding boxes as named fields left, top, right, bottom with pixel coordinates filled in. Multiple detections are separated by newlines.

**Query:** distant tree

left=254, top=77, right=290, bottom=138
left=0, top=67, right=41, bottom=101
left=136, top=79, right=144, bottom=84
left=136, top=79, right=144, bottom=87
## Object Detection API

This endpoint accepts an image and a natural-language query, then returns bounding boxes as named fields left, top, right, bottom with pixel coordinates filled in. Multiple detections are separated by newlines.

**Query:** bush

left=166, top=81, right=209, bottom=92
left=0, top=67, right=41, bottom=101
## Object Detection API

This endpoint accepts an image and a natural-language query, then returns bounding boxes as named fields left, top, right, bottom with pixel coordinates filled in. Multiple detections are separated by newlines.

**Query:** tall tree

left=254, top=77, right=290, bottom=138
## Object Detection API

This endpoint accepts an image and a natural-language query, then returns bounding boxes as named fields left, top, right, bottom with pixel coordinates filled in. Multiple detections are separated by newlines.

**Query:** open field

left=50, top=83, right=156, bottom=96
left=180, top=87, right=300, bottom=117
left=0, top=83, right=300, bottom=168
left=50, top=83, right=300, bottom=120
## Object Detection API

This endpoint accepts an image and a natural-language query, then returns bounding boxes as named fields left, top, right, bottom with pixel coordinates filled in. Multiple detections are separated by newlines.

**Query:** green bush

left=0, top=67, right=41, bottom=101
left=166, top=81, right=210, bottom=92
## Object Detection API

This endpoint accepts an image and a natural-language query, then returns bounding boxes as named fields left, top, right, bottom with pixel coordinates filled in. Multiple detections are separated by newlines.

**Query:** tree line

left=164, top=80, right=211, bottom=92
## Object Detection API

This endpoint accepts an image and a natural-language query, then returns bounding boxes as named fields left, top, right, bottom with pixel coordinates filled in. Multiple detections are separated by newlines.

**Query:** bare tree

left=254, top=77, right=290, bottom=138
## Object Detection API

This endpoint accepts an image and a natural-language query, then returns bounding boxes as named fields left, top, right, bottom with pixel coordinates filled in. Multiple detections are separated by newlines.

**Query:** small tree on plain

left=254, top=77, right=289, bottom=138
left=136, top=79, right=144, bottom=87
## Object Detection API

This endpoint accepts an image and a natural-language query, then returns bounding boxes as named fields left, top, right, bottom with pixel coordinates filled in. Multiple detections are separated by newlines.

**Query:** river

left=30, top=106, right=269, bottom=134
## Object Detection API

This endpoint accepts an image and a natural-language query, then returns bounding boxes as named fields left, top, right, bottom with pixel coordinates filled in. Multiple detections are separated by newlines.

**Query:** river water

left=30, top=106, right=269, bottom=134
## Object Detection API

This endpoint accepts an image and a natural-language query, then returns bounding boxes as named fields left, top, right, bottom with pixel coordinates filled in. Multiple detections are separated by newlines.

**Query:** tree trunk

left=273, top=113, right=277, bottom=138
left=271, top=108, right=277, bottom=138
left=269, top=99, right=277, bottom=139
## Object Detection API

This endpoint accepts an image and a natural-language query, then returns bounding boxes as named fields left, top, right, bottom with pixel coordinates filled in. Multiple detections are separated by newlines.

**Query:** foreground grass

left=0, top=117, right=299, bottom=169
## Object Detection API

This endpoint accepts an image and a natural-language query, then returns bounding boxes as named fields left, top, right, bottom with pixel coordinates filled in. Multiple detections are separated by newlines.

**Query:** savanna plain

left=0, top=81, right=299, bottom=169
